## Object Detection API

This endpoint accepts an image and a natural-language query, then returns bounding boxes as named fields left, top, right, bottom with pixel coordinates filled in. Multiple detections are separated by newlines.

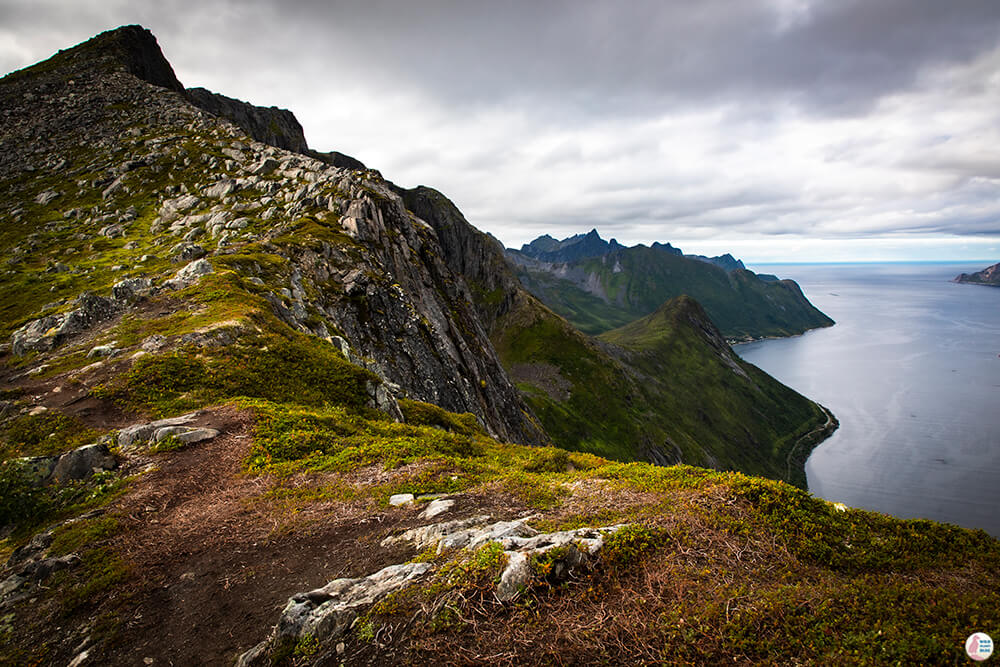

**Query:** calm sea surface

left=736, top=262, right=1000, bottom=537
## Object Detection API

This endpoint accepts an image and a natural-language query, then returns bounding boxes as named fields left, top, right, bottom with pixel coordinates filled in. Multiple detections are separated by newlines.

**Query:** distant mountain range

left=955, top=262, right=1000, bottom=286
left=517, top=229, right=744, bottom=271
left=507, top=230, right=833, bottom=339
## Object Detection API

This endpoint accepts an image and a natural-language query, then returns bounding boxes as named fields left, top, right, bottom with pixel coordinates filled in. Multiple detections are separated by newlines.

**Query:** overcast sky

left=3, top=1, right=1000, bottom=262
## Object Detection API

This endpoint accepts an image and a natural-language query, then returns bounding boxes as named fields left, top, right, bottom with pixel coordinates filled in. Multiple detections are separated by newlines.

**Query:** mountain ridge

left=508, top=232, right=834, bottom=339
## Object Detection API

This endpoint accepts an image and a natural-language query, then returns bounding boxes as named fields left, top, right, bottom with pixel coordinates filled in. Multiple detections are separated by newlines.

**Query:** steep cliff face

left=402, top=185, right=526, bottom=332
left=0, top=26, right=544, bottom=445
left=185, top=87, right=309, bottom=153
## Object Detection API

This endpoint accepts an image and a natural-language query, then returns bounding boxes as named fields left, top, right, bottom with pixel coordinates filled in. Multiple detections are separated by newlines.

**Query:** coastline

left=785, top=405, right=839, bottom=490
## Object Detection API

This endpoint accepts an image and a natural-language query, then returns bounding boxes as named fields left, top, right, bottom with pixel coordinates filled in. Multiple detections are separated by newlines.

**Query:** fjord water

left=736, top=263, right=1000, bottom=537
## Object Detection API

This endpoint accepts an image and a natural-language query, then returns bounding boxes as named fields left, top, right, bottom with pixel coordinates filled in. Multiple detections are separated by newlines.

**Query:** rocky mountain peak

left=515, top=229, right=623, bottom=263
left=0, top=23, right=547, bottom=446
left=18, top=24, right=186, bottom=93
left=95, top=24, right=186, bottom=93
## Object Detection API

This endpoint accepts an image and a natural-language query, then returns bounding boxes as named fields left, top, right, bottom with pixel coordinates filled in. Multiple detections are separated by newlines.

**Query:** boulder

left=203, top=179, right=236, bottom=199
left=420, top=498, right=455, bottom=519
left=158, top=194, right=200, bottom=223
left=388, top=493, right=415, bottom=506
left=50, top=443, right=117, bottom=482
left=35, top=190, right=59, bottom=205
left=101, top=175, right=125, bottom=200
left=10, top=314, right=62, bottom=355
left=62, top=293, right=118, bottom=334
left=87, top=344, right=117, bottom=358
left=98, top=223, right=126, bottom=238
left=152, top=426, right=219, bottom=444
left=252, top=157, right=279, bottom=175
left=18, top=554, right=81, bottom=580
left=117, top=412, right=215, bottom=450
left=164, top=259, right=212, bottom=289
left=111, top=277, right=153, bottom=302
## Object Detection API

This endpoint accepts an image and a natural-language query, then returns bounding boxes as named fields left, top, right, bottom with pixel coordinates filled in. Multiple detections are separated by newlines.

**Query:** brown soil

left=1, top=348, right=526, bottom=666
left=46, top=406, right=517, bottom=666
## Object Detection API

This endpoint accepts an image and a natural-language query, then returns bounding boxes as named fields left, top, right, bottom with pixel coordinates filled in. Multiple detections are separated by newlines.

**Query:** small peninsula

left=954, top=262, right=1000, bottom=286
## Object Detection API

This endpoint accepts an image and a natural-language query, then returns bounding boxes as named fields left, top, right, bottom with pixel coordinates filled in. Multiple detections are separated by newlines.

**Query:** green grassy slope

left=514, top=244, right=834, bottom=338
left=599, top=295, right=834, bottom=486
left=491, top=293, right=833, bottom=486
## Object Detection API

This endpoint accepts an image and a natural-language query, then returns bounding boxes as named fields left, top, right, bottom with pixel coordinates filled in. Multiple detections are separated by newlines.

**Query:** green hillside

left=491, top=293, right=834, bottom=487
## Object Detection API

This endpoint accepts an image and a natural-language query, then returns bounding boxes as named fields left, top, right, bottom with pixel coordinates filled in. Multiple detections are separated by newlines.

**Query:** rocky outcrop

left=236, top=562, right=432, bottom=667
left=49, top=443, right=117, bottom=483
left=186, top=87, right=309, bottom=153
left=10, top=271, right=177, bottom=356
left=117, top=411, right=218, bottom=450
left=14, top=443, right=117, bottom=487
left=241, top=514, right=626, bottom=664
left=402, top=185, right=528, bottom=333
left=381, top=514, right=625, bottom=600
left=309, top=149, right=366, bottom=171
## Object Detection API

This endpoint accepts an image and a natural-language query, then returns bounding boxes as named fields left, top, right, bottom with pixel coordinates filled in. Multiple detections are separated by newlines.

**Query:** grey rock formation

left=50, top=443, right=117, bottom=483
left=420, top=497, right=455, bottom=519
left=309, top=149, right=366, bottom=171
left=11, top=293, right=119, bottom=355
left=111, top=277, right=153, bottom=302
left=152, top=426, right=219, bottom=444
left=382, top=514, right=626, bottom=601
left=164, top=258, right=212, bottom=289
left=187, top=87, right=309, bottom=154
left=237, top=562, right=432, bottom=667
left=117, top=411, right=214, bottom=450
left=85, top=25, right=186, bottom=93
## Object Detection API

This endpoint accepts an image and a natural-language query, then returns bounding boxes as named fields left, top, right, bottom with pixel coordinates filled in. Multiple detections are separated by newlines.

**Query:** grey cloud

left=3, top=1, right=1000, bottom=257
left=224, top=0, right=1000, bottom=116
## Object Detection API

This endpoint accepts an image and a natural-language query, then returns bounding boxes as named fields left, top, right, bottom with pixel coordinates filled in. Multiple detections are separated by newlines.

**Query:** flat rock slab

left=388, top=493, right=415, bottom=506
left=118, top=411, right=220, bottom=450
left=236, top=562, right=432, bottom=667
left=420, top=498, right=455, bottom=519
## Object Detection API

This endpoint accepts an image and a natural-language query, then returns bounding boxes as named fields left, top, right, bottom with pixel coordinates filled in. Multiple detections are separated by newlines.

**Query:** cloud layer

left=3, top=0, right=1000, bottom=260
